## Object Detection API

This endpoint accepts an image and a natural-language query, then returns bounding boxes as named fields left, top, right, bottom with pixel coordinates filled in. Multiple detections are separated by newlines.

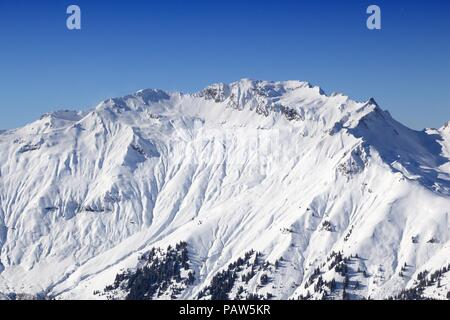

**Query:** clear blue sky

left=0, top=0, right=449, bottom=130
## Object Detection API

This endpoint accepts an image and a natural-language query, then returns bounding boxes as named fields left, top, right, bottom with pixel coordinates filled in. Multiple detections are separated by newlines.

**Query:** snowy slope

left=0, top=79, right=449, bottom=300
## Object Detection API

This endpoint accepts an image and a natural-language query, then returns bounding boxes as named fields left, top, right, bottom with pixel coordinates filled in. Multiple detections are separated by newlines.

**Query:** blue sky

left=0, top=0, right=449, bottom=130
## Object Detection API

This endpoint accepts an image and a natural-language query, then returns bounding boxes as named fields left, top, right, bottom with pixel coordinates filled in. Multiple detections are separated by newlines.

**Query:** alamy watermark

left=66, top=5, right=81, bottom=30
left=66, top=5, right=381, bottom=31
left=169, top=125, right=292, bottom=176
left=367, top=5, right=381, bottom=30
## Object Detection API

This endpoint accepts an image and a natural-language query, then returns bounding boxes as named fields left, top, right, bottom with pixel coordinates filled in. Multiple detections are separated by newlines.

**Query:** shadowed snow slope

left=0, top=79, right=449, bottom=300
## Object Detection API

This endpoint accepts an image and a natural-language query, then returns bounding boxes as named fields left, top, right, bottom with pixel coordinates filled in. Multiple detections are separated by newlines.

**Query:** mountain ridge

left=0, top=79, right=449, bottom=300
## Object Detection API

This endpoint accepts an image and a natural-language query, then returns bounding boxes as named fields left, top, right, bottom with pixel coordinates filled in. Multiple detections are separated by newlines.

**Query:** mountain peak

left=133, top=88, right=171, bottom=103
left=442, top=120, right=450, bottom=130
left=229, top=78, right=324, bottom=93
left=367, top=97, right=379, bottom=107
left=39, top=110, right=85, bottom=122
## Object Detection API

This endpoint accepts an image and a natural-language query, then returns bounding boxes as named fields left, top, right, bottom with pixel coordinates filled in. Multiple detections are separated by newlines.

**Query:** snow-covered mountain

left=0, top=79, right=449, bottom=300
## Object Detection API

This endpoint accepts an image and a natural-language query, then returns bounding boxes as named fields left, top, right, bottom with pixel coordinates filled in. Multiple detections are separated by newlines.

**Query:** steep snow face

left=0, top=79, right=449, bottom=300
